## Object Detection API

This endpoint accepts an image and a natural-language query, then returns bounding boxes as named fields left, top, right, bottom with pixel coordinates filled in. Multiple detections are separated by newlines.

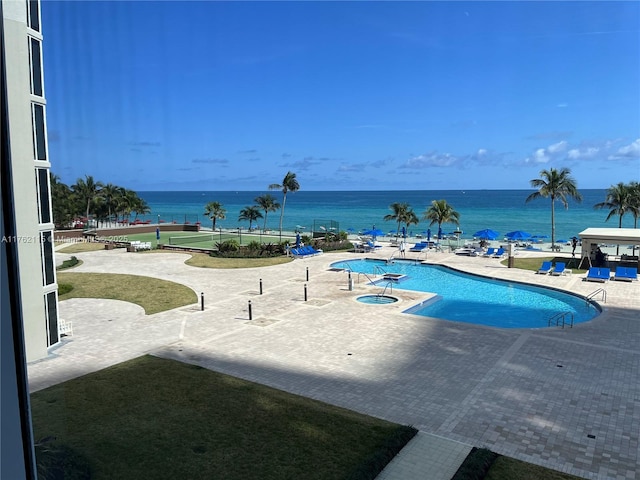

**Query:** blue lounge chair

left=585, top=267, right=610, bottom=282
left=366, top=241, right=382, bottom=251
left=551, top=262, right=566, bottom=276
left=483, top=248, right=496, bottom=257
left=537, top=261, right=552, bottom=274
left=492, top=247, right=505, bottom=258
left=409, top=242, right=427, bottom=252
left=613, top=266, right=637, bottom=282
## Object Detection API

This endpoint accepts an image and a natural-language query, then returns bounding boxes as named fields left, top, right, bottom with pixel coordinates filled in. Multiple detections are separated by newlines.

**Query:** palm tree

left=269, top=171, right=300, bottom=241
left=71, top=175, right=103, bottom=224
left=594, top=182, right=640, bottom=255
left=100, top=183, right=123, bottom=224
left=238, top=206, right=263, bottom=230
left=422, top=200, right=460, bottom=238
left=203, top=201, right=226, bottom=231
left=384, top=202, right=418, bottom=240
left=525, top=167, right=582, bottom=248
left=50, top=173, right=75, bottom=228
left=254, top=194, right=280, bottom=231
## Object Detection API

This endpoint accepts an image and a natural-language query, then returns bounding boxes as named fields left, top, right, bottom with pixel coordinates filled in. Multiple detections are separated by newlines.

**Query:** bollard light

left=260, top=278, right=263, bottom=295
left=306, top=267, right=309, bottom=281
left=304, top=283, right=308, bottom=302
left=248, top=300, right=253, bottom=320
left=200, top=292, right=204, bottom=311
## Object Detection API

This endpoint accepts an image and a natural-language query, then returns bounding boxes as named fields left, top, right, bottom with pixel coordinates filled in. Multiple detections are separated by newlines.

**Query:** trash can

left=348, top=278, right=354, bottom=291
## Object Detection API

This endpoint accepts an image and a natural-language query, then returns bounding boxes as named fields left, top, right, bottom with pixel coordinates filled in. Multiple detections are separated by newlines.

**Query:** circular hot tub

left=356, top=295, right=399, bottom=305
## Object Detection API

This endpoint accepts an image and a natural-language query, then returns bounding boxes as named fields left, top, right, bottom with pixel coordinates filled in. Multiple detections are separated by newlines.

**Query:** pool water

left=357, top=295, right=399, bottom=305
left=334, top=259, right=600, bottom=328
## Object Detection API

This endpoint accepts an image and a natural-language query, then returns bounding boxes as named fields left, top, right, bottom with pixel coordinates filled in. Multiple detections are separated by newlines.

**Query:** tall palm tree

left=238, top=206, right=263, bottom=230
left=50, top=173, right=74, bottom=228
left=269, top=171, right=300, bottom=241
left=71, top=175, right=103, bottom=223
left=525, top=167, right=582, bottom=248
left=203, top=201, right=226, bottom=231
left=254, top=194, right=280, bottom=231
left=100, top=183, right=123, bottom=224
left=384, top=202, right=418, bottom=240
left=594, top=182, right=640, bottom=255
left=422, top=200, right=460, bottom=238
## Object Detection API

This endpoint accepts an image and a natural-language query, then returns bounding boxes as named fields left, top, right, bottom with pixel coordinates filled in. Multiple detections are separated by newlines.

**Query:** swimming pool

left=332, top=259, right=601, bottom=328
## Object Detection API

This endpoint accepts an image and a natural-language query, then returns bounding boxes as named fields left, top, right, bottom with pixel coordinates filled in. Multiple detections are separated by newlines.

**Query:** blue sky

left=42, top=1, right=639, bottom=191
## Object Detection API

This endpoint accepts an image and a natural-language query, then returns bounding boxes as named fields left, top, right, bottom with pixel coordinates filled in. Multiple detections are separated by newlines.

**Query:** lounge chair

left=612, top=266, right=638, bottom=282
left=585, top=267, right=611, bottom=282
left=409, top=242, right=427, bottom=252
left=492, top=247, right=505, bottom=258
left=366, top=241, right=382, bottom=251
left=482, top=248, right=496, bottom=257
left=537, top=261, right=552, bottom=274
left=550, top=262, right=566, bottom=276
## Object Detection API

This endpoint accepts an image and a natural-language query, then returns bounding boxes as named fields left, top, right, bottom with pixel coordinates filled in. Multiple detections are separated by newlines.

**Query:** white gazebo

left=579, top=228, right=640, bottom=269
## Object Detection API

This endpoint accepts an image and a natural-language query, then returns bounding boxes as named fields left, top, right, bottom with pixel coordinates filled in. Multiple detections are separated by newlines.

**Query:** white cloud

left=401, top=152, right=459, bottom=169
left=567, top=147, right=599, bottom=159
left=547, top=140, right=568, bottom=153
left=614, top=138, right=640, bottom=158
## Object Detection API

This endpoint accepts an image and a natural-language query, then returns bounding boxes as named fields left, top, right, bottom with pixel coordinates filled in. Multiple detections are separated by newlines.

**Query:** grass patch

left=485, top=455, right=584, bottom=480
left=500, top=256, right=587, bottom=274
left=452, top=447, right=499, bottom=480
left=184, top=252, right=293, bottom=268
left=57, top=242, right=106, bottom=253
left=56, top=272, right=197, bottom=314
left=31, top=355, right=417, bottom=480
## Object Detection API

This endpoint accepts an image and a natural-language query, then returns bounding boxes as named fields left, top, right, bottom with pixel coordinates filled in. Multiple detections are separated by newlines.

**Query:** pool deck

left=30, top=245, right=640, bottom=480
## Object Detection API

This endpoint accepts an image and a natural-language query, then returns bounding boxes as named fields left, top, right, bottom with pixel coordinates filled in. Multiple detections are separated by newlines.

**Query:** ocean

left=136, top=189, right=634, bottom=242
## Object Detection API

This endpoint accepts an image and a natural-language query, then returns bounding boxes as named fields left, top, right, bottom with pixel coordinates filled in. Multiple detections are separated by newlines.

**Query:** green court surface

left=126, top=230, right=291, bottom=248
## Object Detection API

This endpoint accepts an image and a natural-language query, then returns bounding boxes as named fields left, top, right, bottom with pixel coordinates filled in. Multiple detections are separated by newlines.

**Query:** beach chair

left=482, top=247, right=496, bottom=257
left=550, top=262, right=566, bottom=276
left=58, top=319, right=73, bottom=337
left=612, top=266, right=638, bottom=282
left=366, top=241, right=382, bottom=251
left=492, top=247, right=505, bottom=258
left=409, top=242, right=427, bottom=252
left=585, top=267, right=610, bottom=282
left=537, top=261, right=552, bottom=274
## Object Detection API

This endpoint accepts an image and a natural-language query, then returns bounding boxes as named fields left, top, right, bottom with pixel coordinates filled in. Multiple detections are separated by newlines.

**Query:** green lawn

left=57, top=272, right=197, bottom=314
left=486, top=456, right=584, bottom=480
left=31, top=355, right=417, bottom=480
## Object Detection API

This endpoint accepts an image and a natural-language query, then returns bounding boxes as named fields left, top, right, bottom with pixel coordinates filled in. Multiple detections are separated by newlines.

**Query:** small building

left=579, top=228, right=640, bottom=270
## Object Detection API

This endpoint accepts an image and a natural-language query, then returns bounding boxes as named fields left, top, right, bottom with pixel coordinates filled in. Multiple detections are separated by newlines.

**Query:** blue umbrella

left=474, top=229, right=500, bottom=240
left=156, top=227, right=160, bottom=241
left=505, top=230, right=531, bottom=240
left=364, top=228, right=385, bottom=240
left=401, top=226, right=406, bottom=239
left=427, top=229, right=431, bottom=242
left=295, top=233, right=301, bottom=248
left=437, top=227, right=442, bottom=239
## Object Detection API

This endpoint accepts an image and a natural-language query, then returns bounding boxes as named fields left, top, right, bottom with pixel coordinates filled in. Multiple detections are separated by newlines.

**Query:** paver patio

left=29, top=245, right=640, bottom=480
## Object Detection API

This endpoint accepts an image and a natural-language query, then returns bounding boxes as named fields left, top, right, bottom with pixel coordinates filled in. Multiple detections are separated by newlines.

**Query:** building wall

left=4, top=0, right=57, bottom=361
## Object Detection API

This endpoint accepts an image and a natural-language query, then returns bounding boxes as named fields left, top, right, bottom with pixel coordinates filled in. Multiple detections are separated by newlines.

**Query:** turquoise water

left=333, top=259, right=600, bottom=328
left=137, top=189, right=629, bottom=242
left=356, top=295, right=399, bottom=305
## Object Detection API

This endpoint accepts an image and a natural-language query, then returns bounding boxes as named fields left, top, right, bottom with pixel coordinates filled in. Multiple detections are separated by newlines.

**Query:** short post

left=248, top=300, right=252, bottom=320
left=304, top=284, right=308, bottom=302
left=259, top=278, right=263, bottom=295
left=200, top=292, right=204, bottom=311
left=306, top=267, right=309, bottom=281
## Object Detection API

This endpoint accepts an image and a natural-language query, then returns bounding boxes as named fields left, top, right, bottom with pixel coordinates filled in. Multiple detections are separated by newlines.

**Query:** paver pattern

left=31, top=245, right=640, bottom=480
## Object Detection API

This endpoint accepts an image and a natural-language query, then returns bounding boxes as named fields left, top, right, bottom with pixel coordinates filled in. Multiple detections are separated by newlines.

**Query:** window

left=45, top=292, right=59, bottom=346
left=40, top=231, right=55, bottom=286
left=35, top=169, right=52, bottom=224
left=29, top=37, right=43, bottom=96
left=31, top=103, right=47, bottom=160
left=27, top=0, right=41, bottom=32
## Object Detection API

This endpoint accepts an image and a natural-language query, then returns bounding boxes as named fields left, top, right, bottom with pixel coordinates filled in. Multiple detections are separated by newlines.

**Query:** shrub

left=215, top=239, right=239, bottom=253
left=246, top=241, right=262, bottom=251
left=313, top=240, right=353, bottom=252
left=35, top=437, right=91, bottom=480
left=58, top=283, right=73, bottom=295
left=57, top=256, right=80, bottom=271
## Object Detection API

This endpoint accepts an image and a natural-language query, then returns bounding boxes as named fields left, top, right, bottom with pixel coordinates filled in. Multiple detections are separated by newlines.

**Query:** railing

left=379, top=281, right=394, bottom=297
left=586, top=288, right=607, bottom=304
left=373, top=265, right=388, bottom=276
left=548, top=311, right=574, bottom=328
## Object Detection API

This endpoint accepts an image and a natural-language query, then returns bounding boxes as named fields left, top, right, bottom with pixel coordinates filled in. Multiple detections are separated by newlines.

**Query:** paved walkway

left=33, top=244, right=640, bottom=480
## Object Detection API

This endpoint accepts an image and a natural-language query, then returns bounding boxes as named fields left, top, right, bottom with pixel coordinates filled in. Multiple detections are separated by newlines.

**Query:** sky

left=42, top=1, right=640, bottom=191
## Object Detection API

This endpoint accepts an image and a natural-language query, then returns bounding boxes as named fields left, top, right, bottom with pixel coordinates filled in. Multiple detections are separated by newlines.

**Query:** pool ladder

left=586, top=288, right=607, bottom=304
left=378, top=281, right=394, bottom=297
left=548, top=311, right=574, bottom=328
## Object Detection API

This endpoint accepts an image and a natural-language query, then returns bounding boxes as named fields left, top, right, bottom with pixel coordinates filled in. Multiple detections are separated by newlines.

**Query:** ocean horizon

left=135, top=189, right=635, bottom=242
